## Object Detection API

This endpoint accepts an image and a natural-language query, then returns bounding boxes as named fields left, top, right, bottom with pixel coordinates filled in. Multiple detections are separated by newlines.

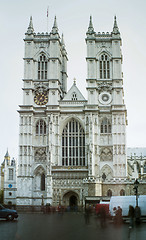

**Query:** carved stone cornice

left=34, top=82, right=49, bottom=94
left=98, top=81, right=112, bottom=93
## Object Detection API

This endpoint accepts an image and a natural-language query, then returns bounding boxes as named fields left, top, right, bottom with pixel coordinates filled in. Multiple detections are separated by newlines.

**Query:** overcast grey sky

left=0, top=0, right=146, bottom=163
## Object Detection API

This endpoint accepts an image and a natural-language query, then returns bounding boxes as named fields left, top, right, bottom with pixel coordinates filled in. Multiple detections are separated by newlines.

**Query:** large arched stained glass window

left=62, top=119, right=85, bottom=166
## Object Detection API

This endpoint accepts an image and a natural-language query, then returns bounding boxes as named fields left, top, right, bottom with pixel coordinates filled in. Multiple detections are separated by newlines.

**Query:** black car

left=0, top=204, right=18, bottom=221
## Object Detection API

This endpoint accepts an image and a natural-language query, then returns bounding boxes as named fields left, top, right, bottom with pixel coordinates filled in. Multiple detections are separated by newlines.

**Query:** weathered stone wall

left=102, top=182, right=146, bottom=196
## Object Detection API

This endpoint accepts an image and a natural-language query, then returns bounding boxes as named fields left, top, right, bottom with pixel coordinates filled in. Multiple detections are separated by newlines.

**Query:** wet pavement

left=0, top=212, right=146, bottom=240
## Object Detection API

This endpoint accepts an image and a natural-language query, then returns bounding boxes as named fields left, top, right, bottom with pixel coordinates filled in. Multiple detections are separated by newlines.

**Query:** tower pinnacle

left=112, top=15, right=120, bottom=35
left=87, top=15, right=95, bottom=35
left=4, top=148, right=10, bottom=165
left=51, top=16, right=58, bottom=34
left=27, top=16, right=34, bottom=34
left=61, top=34, right=65, bottom=47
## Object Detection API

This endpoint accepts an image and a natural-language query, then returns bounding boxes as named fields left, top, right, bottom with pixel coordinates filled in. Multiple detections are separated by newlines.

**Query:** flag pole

left=47, top=6, right=49, bottom=32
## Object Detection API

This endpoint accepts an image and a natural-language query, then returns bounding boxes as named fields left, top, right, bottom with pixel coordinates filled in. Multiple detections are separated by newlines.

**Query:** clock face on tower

left=34, top=92, right=48, bottom=105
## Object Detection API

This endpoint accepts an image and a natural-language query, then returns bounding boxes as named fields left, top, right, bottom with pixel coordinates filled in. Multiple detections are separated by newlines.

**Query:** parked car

left=0, top=204, right=18, bottom=221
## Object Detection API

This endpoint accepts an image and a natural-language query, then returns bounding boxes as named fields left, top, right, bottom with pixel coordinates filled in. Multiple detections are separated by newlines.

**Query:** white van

left=109, top=195, right=146, bottom=216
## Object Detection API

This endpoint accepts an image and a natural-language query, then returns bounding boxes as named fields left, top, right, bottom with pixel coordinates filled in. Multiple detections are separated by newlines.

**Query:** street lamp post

left=133, top=179, right=139, bottom=206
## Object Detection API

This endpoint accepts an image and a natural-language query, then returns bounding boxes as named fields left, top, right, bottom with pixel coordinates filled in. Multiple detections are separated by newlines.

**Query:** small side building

left=1, top=150, right=17, bottom=205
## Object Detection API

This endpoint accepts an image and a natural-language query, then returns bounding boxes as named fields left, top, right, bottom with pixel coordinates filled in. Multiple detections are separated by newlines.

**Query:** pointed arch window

left=120, top=189, right=125, bottom=196
left=38, top=54, right=48, bottom=80
left=101, top=118, right=111, bottom=134
left=36, top=120, right=46, bottom=135
left=107, top=189, right=112, bottom=197
left=41, top=173, right=45, bottom=191
left=62, top=119, right=85, bottom=166
left=100, top=54, right=110, bottom=79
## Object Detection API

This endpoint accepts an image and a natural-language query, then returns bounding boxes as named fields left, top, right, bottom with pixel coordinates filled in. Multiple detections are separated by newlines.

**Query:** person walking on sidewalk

left=135, top=206, right=141, bottom=224
left=128, top=205, right=135, bottom=228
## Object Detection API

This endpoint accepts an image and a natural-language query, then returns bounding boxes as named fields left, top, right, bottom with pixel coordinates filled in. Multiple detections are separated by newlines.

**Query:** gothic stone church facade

left=17, top=16, right=127, bottom=207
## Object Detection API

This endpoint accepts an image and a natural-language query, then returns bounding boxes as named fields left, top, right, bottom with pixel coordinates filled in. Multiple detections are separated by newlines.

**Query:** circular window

left=99, top=92, right=112, bottom=105
left=102, top=94, right=109, bottom=102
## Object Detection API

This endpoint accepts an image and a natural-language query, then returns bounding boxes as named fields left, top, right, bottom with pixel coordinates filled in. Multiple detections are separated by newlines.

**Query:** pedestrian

left=99, top=206, right=106, bottom=228
left=84, top=205, right=91, bottom=224
left=46, top=203, right=51, bottom=213
left=128, top=205, right=135, bottom=228
left=116, top=206, right=123, bottom=225
left=113, top=207, right=117, bottom=224
left=135, top=206, right=141, bottom=224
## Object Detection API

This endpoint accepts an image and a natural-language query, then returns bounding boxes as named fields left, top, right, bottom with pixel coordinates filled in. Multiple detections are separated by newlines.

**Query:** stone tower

left=86, top=16, right=127, bottom=180
left=17, top=16, right=67, bottom=205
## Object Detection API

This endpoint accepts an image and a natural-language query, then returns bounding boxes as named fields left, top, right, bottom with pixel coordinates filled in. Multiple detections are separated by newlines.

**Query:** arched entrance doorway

left=63, top=191, right=79, bottom=209
left=69, top=195, right=77, bottom=207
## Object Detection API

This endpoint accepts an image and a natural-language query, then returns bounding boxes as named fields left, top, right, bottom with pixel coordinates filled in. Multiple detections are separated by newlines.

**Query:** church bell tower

left=17, top=16, right=68, bottom=205
left=86, top=16, right=127, bottom=179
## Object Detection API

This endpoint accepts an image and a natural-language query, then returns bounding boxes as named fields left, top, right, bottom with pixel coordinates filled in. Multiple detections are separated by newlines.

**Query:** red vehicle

left=95, top=203, right=110, bottom=216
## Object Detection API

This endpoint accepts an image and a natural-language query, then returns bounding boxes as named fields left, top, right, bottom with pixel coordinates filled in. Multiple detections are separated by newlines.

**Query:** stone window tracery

left=101, top=164, right=113, bottom=179
left=101, top=117, right=111, bottom=133
left=9, top=169, right=13, bottom=180
left=62, top=119, right=85, bottom=166
left=99, top=54, right=110, bottom=79
left=72, top=92, right=77, bottom=101
left=38, top=54, right=48, bottom=80
left=36, top=120, right=46, bottom=135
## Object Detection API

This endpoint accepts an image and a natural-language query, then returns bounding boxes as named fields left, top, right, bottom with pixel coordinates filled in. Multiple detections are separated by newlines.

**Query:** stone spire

left=51, top=16, right=59, bottom=34
left=86, top=16, right=95, bottom=35
left=61, top=33, right=67, bottom=55
left=26, top=16, right=34, bottom=35
left=4, top=149, right=10, bottom=165
left=112, top=16, right=120, bottom=35
left=5, top=149, right=10, bottom=158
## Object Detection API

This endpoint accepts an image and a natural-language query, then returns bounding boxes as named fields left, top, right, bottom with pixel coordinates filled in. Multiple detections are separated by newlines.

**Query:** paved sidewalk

left=0, top=212, right=146, bottom=240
